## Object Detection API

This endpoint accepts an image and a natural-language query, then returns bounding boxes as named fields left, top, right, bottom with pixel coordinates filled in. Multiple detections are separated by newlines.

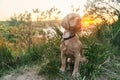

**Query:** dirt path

left=0, top=66, right=45, bottom=80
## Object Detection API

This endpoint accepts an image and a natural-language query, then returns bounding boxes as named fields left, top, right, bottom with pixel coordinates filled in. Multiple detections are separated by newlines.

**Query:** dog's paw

left=72, top=72, right=80, bottom=78
left=59, top=67, right=65, bottom=73
left=80, top=57, right=88, bottom=64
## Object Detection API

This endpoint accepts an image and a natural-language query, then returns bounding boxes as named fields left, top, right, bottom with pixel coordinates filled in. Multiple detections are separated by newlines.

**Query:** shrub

left=80, top=42, right=111, bottom=79
left=38, top=41, right=61, bottom=79
left=0, top=44, right=15, bottom=77
left=17, top=44, right=46, bottom=65
left=0, top=45, right=14, bottom=68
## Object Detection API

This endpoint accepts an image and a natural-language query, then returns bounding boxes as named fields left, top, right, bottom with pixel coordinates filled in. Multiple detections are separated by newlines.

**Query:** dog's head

left=61, top=13, right=81, bottom=33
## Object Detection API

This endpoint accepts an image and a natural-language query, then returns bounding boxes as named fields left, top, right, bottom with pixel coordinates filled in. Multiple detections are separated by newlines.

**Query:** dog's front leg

left=60, top=53, right=66, bottom=72
left=72, top=54, right=80, bottom=77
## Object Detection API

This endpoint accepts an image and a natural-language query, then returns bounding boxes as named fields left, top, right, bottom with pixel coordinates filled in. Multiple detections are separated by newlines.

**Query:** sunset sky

left=0, top=0, right=87, bottom=21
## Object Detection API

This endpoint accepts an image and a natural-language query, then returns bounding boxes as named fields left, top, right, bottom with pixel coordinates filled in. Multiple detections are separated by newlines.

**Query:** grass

left=0, top=24, right=120, bottom=80
left=0, top=38, right=120, bottom=80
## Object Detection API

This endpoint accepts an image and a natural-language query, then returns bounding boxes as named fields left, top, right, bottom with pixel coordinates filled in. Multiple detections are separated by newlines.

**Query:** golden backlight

left=81, top=16, right=104, bottom=29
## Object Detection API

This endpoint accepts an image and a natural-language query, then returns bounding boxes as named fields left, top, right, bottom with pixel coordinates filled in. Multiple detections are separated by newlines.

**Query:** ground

left=0, top=65, right=45, bottom=80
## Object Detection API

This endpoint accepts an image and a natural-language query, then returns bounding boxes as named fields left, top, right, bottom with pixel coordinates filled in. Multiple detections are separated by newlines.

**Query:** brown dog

left=60, top=13, right=87, bottom=77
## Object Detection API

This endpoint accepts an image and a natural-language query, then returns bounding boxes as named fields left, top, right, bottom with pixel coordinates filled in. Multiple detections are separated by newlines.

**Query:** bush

left=38, top=42, right=60, bottom=79
left=0, top=44, right=15, bottom=77
left=79, top=42, right=111, bottom=79
left=111, top=17, right=120, bottom=47
left=0, top=45, right=14, bottom=68
left=17, top=44, right=46, bottom=65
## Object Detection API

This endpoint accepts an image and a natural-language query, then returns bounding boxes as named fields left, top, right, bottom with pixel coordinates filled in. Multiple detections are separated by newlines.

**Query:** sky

left=0, top=0, right=87, bottom=21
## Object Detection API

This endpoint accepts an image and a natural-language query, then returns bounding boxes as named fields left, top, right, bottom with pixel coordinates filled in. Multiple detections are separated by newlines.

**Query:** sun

left=81, top=14, right=104, bottom=29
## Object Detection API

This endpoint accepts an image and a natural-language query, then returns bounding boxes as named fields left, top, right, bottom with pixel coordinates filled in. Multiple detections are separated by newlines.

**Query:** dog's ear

left=69, top=15, right=80, bottom=27
left=61, top=13, right=81, bottom=31
left=69, top=16, right=81, bottom=31
left=61, top=15, right=69, bottom=30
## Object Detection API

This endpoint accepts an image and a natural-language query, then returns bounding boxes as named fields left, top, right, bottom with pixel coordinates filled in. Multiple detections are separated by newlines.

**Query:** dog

left=60, top=13, right=87, bottom=77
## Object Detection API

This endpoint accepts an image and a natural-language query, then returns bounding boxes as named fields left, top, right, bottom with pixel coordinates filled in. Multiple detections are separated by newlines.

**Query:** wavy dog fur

left=60, top=13, right=87, bottom=77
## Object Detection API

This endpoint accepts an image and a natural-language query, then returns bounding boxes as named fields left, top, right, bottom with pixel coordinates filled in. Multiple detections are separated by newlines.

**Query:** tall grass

left=38, top=42, right=60, bottom=79
left=0, top=22, right=120, bottom=80
left=0, top=44, right=14, bottom=77
left=80, top=42, right=111, bottom=79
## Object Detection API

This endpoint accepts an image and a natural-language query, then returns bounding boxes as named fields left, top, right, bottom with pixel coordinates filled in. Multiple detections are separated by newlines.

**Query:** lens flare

left=81, top=16, right=103, bottom=29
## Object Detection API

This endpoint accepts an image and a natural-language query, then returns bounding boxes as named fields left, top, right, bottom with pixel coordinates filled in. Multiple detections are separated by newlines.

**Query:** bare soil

left=0, top=66, right=45, bottom=80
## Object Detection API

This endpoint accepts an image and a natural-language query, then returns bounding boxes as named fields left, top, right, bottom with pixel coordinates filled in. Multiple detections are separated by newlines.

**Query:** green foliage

left=17, top=44, right=44, bottom=65
left=38, top=41, right=60, bottom=79
left=111, top=16, right=120, bottom=47
left=0, top=6, right=120, bottom=80
left=0, top=44, right=15, bottom=77
left=0, top=45, right=14, bottom=67
left=80, top=43, right=110, bottom=79
left=1, top=23, right=119, bottom=79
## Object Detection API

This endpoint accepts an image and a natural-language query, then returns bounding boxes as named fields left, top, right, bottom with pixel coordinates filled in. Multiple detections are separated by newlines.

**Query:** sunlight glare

left=81, top=16, right=104, bottom=29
